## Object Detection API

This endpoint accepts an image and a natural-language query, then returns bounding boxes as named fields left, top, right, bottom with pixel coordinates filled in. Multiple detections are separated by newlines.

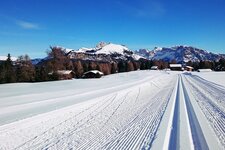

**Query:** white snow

left=0, top=71, right=225, bottom=149
left=192, top=72, right=225, bottom=86
left=0, top=56, right=17, bottom=61
left=154, top=47, right=163, bottom=51
left=170, top=64, right=182, bottom=68
left=75, top=43, right=129, bottom=55
left=77, top=47, right=95, bottom=53
left=197, top=69, right=212, bottom=72
left=132, top=53, right=144, bottom=60
left=96, top=43, right=128, bottom=55
left=69, top=43, right=142, bottom=60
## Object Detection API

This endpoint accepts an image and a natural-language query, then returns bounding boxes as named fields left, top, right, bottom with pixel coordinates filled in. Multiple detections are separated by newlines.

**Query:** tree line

left=0, top=47, right=225, bottom=84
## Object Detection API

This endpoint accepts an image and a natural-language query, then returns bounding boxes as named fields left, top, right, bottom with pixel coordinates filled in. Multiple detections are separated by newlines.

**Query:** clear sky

left=0, top=0, right=225, bottom=58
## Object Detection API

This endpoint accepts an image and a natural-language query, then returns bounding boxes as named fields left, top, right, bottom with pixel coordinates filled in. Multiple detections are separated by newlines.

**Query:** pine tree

left=140, top=61, right=146, bottom=70
left=4, top=54, right=16, bottom=83
left=0, top=62, right=6, bottom=83
left=111, top=63, right=117, bottom=74
left=118, top=61, right=126, bottom=72
left=127, top=61, right=134, bottom=71
left=82, top=62, right=89, bottom=73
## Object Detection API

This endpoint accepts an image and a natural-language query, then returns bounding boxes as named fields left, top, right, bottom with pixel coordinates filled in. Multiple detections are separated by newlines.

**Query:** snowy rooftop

left=48, top=70, right=74, bottom=75
left=197, top=69, right=212, bottom=72
left=170, top=64, right=182, bottom=67
left=151, top=66, right=158, bottom=69
left=57, top=70, right=74, bottom=75
left=83, top=70, right=104, bottom=75
left=186, top=66, right=193, bottom=69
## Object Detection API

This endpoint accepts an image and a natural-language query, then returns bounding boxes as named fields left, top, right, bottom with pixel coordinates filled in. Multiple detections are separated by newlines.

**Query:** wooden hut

left=82, top=70, right=104, bottom=78
left=169, top=64, right=183, bottom=71
left=49, top=70, right=75, bottom=80
left=185, top=66, right=194, bottom=71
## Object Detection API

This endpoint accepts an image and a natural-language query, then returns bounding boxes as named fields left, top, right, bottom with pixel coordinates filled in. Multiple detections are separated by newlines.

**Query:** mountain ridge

left=1, top=43, right=224, bottom=64
left=135, top=45, right=225, bottom=63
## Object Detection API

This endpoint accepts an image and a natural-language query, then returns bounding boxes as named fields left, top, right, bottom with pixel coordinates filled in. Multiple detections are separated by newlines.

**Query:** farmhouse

left=197, top=69, right=212, bottom=72
left=151, top=66, right=158, bottom=70
left=57, top=70, right=75, bottom=80
left=49, top=70, right=75, bottom=80
left=82, top=70, right=104, bottom=78
left=169, top=64, right=183, bottom=71
left=185, top=66, right=194, bottom=71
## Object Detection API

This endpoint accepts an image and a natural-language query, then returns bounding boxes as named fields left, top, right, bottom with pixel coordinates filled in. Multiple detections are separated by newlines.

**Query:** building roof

left=197, top=69, right=212, bottom=72
left=186, top=66, right=193, bottom=69
left=48, top=70, right=74, bottom=75
left=151, top=66, right=158, bottom=68
left=83, top=70, right=104, bottom=75
left=170, top=64, right=182, bottom=68
left=57, top=70, right=74, bottom=75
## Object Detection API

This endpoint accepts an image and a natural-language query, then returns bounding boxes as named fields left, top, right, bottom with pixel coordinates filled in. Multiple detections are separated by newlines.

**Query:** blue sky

left=0, top=0, right=225, bottom=58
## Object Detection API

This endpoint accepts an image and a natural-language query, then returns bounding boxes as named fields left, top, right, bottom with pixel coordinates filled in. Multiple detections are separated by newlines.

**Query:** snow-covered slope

left=135, top=46, right=225, bottom=63
left=95, top=43, right=128, bottom=55
left=192, top=72, right=225, bottom=87
left=0, top=71, right=225, bottom=149
left=66, top=42, right=143, bottom=62
left=74, top=43, right=128, bottom=55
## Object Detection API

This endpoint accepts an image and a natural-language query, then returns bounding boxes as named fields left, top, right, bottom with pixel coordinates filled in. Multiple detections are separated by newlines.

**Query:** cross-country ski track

left=0, top=71, right=224, bottom=149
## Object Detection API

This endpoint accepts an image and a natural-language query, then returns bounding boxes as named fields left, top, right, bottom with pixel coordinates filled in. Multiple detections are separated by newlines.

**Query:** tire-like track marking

left=169, top=75, right=208, bottom=150
left=168, top=76, right=180, bottom=150
left=183, top=74, right=225, bottom=148
left=181, top=75, right=209, bottom=150
left=15, top=94, right=119, bottom=150
left=8, top=75, right=174, bottom=150
left=103, top=86, right=174, bottom=150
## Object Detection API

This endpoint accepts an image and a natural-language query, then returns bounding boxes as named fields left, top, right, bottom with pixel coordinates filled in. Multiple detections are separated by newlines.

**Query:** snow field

left=183, top=74, right=225, bottom=148
left=0, top=71, right=166, bottom=125
left=192, top=72, right=225, bottom=87
left=0, top=71, right=225, bottom=149
left=0, top=71, right=177, bottom=149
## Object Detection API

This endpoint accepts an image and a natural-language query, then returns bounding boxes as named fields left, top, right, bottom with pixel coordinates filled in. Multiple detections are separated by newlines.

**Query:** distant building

left=151, top=66, right=158, bottom=70
left=49, top=70, right=75, bottom=80
left=163, top=68, right=171, bottom=71
left=169, top=64, right=183, bottom=71
left=185, top=66, right=194, bottom=71
left=82, top=70, right=104, bottom=78
left=197, top=69, right=212, bottom=72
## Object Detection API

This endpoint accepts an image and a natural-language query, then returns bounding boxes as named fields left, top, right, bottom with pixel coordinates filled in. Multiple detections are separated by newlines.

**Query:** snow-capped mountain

left=32, top=44, right=225, bottom=65
left=135, top=45, right=225, bottom=63
left=0, top=56, right=17, bottom=62
left=75, top=42, right=129, bottom=55
left=66, top=42, right=143, bottom=62
left=31, top=58, right=44, bottom=65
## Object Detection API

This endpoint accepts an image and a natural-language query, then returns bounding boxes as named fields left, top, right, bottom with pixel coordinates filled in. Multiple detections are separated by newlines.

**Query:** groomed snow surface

left=0, top=70, right=224, bottom=150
